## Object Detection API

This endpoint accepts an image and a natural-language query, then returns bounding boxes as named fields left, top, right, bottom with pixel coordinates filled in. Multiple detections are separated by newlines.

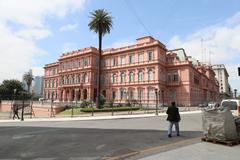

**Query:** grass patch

left=58, top=108, right=82, bottom=115
left=80, top=106, right=140, bottom=112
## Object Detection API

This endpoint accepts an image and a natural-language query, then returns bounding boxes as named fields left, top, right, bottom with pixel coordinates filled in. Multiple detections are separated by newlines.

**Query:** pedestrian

left=166, top=101, right=181, bottom=138
left=13, top=104, right=20, bottom=120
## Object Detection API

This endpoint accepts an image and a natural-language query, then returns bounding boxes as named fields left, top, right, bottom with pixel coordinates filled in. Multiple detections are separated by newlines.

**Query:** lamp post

left=162, top=90, right=164, bottom=106
left=30, top=89, right=34, bottom=119
left=234, top=89, right=237, bottom=98
left=155, top=88, right=158, bottom=116
left=139, top=90, right=142, bottom=109
left=50, top=91, right=54, bottom=118
left=21, top=91, right=25, bottom=121
left=10, top=89, right=17, bottom=118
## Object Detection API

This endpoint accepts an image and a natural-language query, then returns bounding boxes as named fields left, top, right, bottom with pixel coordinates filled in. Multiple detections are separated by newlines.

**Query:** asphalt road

left=0, top=113, right=203, bottom=160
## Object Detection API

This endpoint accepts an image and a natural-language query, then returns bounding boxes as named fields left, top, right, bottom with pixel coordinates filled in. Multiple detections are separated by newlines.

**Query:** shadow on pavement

left=0, top=126, right=202, bottom=159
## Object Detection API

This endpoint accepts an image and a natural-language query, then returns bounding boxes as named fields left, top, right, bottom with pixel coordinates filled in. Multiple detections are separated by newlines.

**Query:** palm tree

left=88, top=9, right=113, bottom=108
left=23, top=71, right=34, bottom=93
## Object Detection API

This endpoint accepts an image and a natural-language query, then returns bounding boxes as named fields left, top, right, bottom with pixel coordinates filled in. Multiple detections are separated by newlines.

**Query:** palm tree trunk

left=96, top=32, right=102, bottom=108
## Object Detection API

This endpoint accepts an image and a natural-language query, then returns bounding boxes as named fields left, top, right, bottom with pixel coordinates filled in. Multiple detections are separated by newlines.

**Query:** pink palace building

left=44, top=36, right=219, bottom=106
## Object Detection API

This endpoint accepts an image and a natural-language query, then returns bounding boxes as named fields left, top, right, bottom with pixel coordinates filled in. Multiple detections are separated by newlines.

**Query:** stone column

left=57, top=90, right=62, bottom=101
left=62, top=89, right=66, bottom=102
left=69, top=88, right=73, bottom=101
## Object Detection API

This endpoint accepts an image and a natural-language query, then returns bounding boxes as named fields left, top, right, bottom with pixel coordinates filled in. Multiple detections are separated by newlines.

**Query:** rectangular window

left=129, top=55, right=134, bottom=64
left=148, top=51, right=153, bottom=61
left=84, top=58, right=88, bottom=66
left=173, top=73, right=179, bottom=82
left=112, top=58, right=117, bottom=66
left=120, top=56, right=126, bottom=65
left=138, top=53, right=143, bottom=63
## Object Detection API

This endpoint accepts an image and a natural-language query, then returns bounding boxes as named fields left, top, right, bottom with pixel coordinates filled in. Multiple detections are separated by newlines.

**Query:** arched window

left=129, top=90, right=134, bottom=100
left=83, top=73, right=88, bottom=83
left=138, top=71, right=143, bottom=82
left=112, top=73, right=117, bottom=83
left=148, top=70, right=154, bottom=81
left=129, top=72, right=134, bottom=82
left=120, top=89, right=125, bottom=100
left=148, top=88, right=155, bottom=100
left=138, top=89, right=144, bottom=101
left=72, top=75, right=75, bottom=84
left=76, top=75, right=79, bottom=83
left=120, top=72, right=125, bottom=83
left=52, top=80, right=55, bottom=87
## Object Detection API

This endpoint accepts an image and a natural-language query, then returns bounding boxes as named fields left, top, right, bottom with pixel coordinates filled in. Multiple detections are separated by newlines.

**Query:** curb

left=0, top=110, right=201, bottom=123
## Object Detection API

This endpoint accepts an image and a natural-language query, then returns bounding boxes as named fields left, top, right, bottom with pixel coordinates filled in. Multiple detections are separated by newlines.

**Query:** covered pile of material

left=202, top=108, right=239, bottom=141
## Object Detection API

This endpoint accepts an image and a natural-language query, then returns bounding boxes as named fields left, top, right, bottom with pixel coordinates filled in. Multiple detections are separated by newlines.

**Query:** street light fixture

left=10, top=89, right=17, bottom=118
left=155, top=88, right=158, bottom=116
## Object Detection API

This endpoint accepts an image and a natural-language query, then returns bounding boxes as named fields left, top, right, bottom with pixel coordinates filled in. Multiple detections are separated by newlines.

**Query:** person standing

left=166, top=101, right=181, bottom=138
left=13, top=104, right=20, bottom=120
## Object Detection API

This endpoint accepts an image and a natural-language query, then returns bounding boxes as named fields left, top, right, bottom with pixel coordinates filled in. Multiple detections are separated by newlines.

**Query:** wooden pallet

left=201, top=137, right=240, bottom=146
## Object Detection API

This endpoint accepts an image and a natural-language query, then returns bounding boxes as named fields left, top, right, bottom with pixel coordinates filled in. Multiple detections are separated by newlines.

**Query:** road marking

left=12, top=134, right=34, bottom=139
left=104, top=137, right=201, bottom=160
left=96, top=144, right=106, bottom=150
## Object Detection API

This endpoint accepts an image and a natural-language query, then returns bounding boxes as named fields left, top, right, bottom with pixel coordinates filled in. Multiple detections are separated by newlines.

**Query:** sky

left=0, top=0, right=240, bottom=91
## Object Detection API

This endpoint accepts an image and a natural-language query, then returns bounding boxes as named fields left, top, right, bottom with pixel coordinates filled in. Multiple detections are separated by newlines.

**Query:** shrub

left=99, top=94, right=106, bottom=108
left=80, top=100, right=92, bottom=108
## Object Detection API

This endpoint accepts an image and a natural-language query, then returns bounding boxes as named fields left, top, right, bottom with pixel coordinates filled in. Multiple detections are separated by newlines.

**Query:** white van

left=221, top=99, right=240, bottom=117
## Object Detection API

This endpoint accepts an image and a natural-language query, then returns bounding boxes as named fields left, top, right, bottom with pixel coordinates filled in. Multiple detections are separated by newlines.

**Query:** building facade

left=44, top=36, right=219, bottom=106
left=212, top=64, right=231, bottom=99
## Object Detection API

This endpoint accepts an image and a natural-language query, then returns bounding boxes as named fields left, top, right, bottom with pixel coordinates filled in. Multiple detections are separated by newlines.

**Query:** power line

left=123, top=0, right=153, bottom=36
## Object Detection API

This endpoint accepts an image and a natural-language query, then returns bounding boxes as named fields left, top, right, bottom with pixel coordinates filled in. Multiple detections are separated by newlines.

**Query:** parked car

left=198, top=102, right=209, bottom=108
left=221, top=99, right=240, bottom=117
left=198, top=101, right=218, bottom=108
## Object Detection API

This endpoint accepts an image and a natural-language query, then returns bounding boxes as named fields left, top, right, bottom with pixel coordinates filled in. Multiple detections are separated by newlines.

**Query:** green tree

left=0, top=79, right=24, bottom=100
left=23, top=70, right=34, bottom=93
left=88, top=9, right=113, bottom=108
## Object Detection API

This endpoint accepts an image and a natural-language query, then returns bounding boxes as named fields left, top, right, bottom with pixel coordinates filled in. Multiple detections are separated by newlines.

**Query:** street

left=0, top=113, right=203, bottom=159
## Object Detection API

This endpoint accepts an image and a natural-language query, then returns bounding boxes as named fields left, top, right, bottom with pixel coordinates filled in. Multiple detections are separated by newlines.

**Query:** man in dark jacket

left=166, top=101, right=181, bottom=137
left=13, top=104, right=20, bottom=120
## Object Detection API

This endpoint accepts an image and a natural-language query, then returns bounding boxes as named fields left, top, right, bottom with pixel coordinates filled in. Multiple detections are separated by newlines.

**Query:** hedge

left=80, top=106, right=140, bottom=112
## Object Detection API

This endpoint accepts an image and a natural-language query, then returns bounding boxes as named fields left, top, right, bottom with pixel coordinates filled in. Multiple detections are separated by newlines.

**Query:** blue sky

left=0, top=0, right=240, bottom=91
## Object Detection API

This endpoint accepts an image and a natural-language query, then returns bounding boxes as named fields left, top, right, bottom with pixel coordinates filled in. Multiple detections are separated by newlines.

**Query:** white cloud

left=16, top=28, right=52, bottom=40
left=168, top=11, right=240, bottom=90
left=60, top=23, right=78, bottom=32
left=0, top=24, right=47, bottom=81
left=0, top=0, right=87, bottom=83
left=0, top=0, right=87, bottom=28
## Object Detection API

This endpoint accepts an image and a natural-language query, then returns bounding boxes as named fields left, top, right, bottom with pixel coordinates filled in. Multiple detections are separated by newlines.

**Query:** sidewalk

left=0, top=110, right=201, bottom=123
left=139, top=141, right=240, bottom=160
